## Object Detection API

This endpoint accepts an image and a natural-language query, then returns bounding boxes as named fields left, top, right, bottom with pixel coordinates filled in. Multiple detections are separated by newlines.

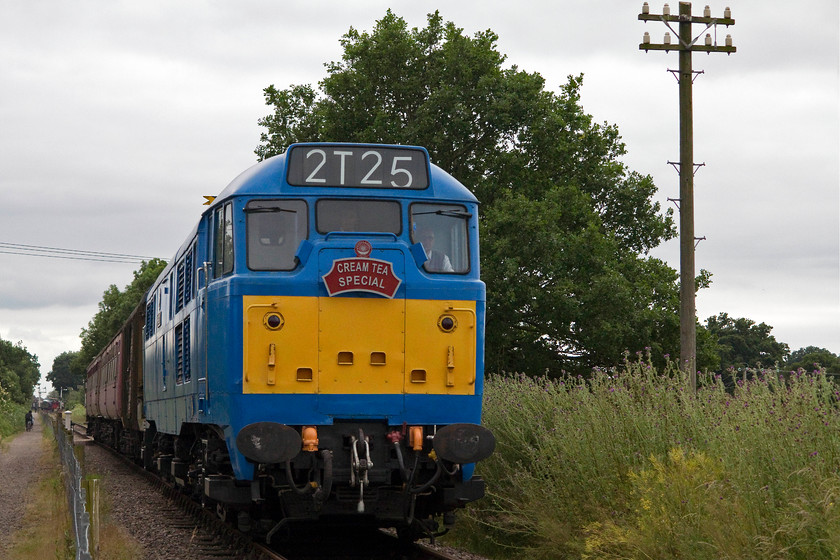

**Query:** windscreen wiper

left=411, top=209, right=473, bottom=219
left=244, top=207, right=298, bottom=214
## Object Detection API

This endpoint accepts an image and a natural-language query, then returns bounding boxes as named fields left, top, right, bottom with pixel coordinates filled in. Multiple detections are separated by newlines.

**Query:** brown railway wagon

left=85, top=303, right=146, bottom=448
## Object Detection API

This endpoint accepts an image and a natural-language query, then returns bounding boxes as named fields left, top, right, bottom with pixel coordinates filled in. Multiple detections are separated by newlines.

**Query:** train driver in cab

left=416, top=228, right=453, bottom=273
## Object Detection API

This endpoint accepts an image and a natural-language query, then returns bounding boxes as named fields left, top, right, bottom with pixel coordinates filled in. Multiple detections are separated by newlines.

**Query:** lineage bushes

left=457, top=357, right=840, bottom=559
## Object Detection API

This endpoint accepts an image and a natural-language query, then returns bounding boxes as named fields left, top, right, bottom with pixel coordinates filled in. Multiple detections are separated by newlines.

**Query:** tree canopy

left=785, top=346, right=840, bottom=373
left=255, top=11, right=707, bottom=375
left=0, top=337, right=40, bottom=404
left=47, top=350, right=82, bottom=393
left=704, top=312, right=790, bottom=371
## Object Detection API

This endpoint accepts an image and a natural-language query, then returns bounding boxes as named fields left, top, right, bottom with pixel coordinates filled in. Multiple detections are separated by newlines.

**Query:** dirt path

left=0, top=414, right=52, bottom=557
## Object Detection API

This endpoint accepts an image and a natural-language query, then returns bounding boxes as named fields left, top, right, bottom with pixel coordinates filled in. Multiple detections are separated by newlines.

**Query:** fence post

left=85, top=477, right=100, bottom=558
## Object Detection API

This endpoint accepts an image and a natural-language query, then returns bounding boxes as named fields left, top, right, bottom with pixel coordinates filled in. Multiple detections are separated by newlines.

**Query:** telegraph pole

left=638, top=2, right=735, bottom=389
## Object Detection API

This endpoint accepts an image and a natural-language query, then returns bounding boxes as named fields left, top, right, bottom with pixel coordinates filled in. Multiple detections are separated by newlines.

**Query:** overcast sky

left=1, top=0, right=837, bottom=392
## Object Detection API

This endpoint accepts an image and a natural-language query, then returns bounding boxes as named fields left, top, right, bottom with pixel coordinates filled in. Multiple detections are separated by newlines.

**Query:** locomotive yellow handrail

left=445, top=306, right=476, bottom=328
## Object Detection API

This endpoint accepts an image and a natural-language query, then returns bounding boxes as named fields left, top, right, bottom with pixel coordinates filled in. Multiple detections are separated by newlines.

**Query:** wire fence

left=52, top=414, right=92, bottom=560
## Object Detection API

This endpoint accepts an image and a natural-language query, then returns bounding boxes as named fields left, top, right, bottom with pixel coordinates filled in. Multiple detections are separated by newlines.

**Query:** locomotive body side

left=142, top=228, right=204, bottom=435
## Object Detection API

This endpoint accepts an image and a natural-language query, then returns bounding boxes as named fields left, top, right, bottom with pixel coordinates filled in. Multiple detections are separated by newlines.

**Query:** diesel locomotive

left=85, top=143, right=494, bottom=541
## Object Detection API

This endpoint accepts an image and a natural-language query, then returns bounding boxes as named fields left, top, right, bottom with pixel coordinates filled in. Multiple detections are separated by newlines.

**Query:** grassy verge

left=447, top=355, right=840, bottom=559
left=76, top=446, right=145, bottom=559
left=4, top=431, right=74, bottom=559
left=70, top=424, right=145, bottom=559
left=87, top=478, right=145, bottom=560
left=4, top=416, right=143, bottom=559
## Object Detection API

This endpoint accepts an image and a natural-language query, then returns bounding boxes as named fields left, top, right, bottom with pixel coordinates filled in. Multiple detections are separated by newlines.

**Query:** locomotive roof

left=211, top=144, right=478, bottom=207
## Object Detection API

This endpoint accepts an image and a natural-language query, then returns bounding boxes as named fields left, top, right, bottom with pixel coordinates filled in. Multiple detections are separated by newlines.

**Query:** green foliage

left=59, top=388, right=84, bottom=410
left=786, top=346, right=840, bottom=374
left=70, top=403, right=86, bottom=424
left=583, top=448, right=750, bottom=559
left=705, top=312, right=790, bottom=371
left=0, top=382, right=31, bottom=437
left=256, top=10, right=686, bottom=375
left=46, top=351, right=81, bottom=392
left=76, top=258, right=166, bottom=373
left=0, top=337, right=40, bottom=404
left=460, top=361, right=840, bottom=559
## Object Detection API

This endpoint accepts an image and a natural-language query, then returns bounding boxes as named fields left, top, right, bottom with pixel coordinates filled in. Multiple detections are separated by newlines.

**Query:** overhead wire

left=0, top=242, right=166, bottom=264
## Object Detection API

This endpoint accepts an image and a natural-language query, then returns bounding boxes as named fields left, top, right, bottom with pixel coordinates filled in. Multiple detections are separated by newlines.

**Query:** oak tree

left=256, top=11, right=689, bottom=375
left=47, top=350, right=82, bottom=392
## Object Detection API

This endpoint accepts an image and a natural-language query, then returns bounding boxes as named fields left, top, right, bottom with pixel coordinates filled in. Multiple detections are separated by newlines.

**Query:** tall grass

left=454, top=354, right=840, bottom=559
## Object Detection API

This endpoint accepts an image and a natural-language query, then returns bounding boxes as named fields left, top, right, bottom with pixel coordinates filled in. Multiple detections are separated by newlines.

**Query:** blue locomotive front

left=140, top=143, right=494, bottom=539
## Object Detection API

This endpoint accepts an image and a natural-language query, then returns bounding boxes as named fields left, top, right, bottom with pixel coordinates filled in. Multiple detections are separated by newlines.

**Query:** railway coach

left=86, top=143, right=495, bottom=542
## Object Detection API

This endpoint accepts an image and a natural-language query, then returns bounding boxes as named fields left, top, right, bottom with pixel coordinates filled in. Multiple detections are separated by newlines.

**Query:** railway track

left=72, top=423, right=469, bottom=560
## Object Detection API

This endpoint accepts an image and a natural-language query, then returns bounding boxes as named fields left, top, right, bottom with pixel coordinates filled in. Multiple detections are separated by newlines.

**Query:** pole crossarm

left=640, top=43, right=736, bottom=54
left=638, top=14, right=735, bottom=26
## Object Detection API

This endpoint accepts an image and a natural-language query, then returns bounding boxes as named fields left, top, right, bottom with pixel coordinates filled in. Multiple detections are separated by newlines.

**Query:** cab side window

left=213, top=202, right=234, bottom=278
left=410, top=203, right=471, bottom=274
left=246, top=199, right=308, bottom=270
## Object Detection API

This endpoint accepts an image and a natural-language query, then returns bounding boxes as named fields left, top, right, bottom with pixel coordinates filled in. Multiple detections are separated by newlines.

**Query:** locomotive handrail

left=196, top=262, right=208, bottom=291
left=199, top=261, right=211, bottom=412
left=445, top=305, right=476, bottom=328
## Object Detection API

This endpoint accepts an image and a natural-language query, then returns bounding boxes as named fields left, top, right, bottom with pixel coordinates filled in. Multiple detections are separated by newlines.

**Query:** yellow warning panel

left=404, top=300, right=477, bottom=395
left=243, top=296, right=319, bottom=394
left=318, top=297, right=405, bottom=394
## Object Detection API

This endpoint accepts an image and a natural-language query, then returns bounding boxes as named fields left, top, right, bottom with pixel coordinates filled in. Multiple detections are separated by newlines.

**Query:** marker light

left=264, top=312, right=284, bottom=330
left=302, top=426, right=319, bottom=452
left=438, top=315, right=457, bottom=333
left=409, top=426, right=424, bottom=451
